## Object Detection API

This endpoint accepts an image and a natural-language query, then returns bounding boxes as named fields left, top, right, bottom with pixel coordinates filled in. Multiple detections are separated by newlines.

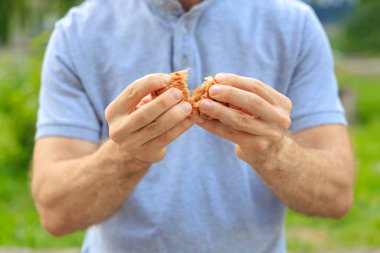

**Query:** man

left=31, top=0, right=355, bottom=252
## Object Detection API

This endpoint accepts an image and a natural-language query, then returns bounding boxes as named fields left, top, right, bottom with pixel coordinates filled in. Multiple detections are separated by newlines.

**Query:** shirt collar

left=143, top=0, right=214, bottom=17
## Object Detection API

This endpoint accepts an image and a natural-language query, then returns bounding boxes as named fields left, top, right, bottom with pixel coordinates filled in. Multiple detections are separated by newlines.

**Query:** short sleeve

left=287, top=7, right=347, bottom=132
left=35, top=25, right=101, bottom=143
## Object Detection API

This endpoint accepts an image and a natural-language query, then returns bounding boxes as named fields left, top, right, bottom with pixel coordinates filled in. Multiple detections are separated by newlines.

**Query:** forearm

left=32, top=139, right=150, bottom=236
left=252, top=135, right=354, bottom=218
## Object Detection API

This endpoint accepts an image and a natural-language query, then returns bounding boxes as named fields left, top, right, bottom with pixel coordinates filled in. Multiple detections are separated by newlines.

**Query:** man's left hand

left=197, top=73, right=292, bottom=167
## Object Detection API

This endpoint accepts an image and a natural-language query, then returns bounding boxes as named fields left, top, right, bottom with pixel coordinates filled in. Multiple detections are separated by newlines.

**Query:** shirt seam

left=291, top=110, right=345, bottom=122
left=37, top=123, right=100, bottom=133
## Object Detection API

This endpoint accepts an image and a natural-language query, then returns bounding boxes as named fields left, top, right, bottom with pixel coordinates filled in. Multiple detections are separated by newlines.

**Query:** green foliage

left=0, top=4, right=379, bottom=246
left=287, top=71, right=380, bottom=251
left=0, top=31, right=86, bottom=247
left=342, top=0, right=380, bottom=54
left=0, top=32, right=49, bottom=175
left=0, top=173, right=84, bottom=247
left=0, top=0, right=81, bottom=44
left=0, top=62, right=380, bottom=247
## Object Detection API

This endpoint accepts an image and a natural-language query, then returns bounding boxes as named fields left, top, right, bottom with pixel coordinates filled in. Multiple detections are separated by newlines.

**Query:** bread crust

left=151, top=69, right=191, bottom=103
left=192, top=76, right=218, bottom=120
left=152, top=69, right=224, bottom=120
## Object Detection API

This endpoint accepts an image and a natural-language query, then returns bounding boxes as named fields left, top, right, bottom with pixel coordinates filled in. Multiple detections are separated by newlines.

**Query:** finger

left=122, top=102, right=192, bottom=148
left=113, top=73, right=171, bottom=114
left=122, top=88, right=183, bottom=135
left=208, top=85, right=279, bottom=121
left=196, top=119, right=250, bottom=145
left=138, top=94, right=153, bottom=107
left=199, top=99, right=266, bottom=135
left=135, top=118, right=194, bottom=161
left=133, top=95, right=152, bottom=112
left=215, top=73, right=283, bottom=106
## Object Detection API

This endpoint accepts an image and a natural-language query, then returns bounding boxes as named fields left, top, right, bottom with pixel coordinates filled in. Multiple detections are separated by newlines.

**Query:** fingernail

left=215, top=73, right=228, bottom=82
left=161, top=74, right=171, bottom=84
left=209, top=85, right=221, bottom=96
left=181, top=102, right=192, bottom=113
left=200, top=100, right=212, bottom=112
left=171, top=88, right=183, bottom=101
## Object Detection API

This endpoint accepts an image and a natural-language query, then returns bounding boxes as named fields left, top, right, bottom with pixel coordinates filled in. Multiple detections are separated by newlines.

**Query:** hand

left=105, top=74, right=194, bottom=164
left=197, top=73, right=292, bottom=167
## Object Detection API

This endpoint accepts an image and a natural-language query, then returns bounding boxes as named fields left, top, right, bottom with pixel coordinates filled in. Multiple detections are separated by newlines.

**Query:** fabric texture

left=36, top=0, right=347, bottom=252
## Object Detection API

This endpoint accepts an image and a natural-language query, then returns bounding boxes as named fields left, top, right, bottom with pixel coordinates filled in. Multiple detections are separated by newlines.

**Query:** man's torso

left=49, top=0, right=315, bottom=252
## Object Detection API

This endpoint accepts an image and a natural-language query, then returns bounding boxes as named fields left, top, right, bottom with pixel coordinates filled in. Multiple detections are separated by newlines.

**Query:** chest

left=77, top=8, right=297, bottom=139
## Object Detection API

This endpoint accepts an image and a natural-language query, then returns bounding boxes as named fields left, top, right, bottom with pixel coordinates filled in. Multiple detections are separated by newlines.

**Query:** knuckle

left=158, top=131, right=174, bottom=143
left=157, top=97, right=171, bottom=110
left=132, top=113, right=147, bottom=126
left=145, top=120, right=160, bottom=135
left=212, top=107, right=224, bottom=119
left=251, top=79, right=262, bottom=93
left=252, top=78, right=264, bottom=88
left=235, top=147, right=243, bottom=159
left=109, top=126, right=123, bottom=144
left=125, top=84, right=139, bottom=99
left=248, top=94, right=259, bottom=106
left=230, top=75, right=240, bottom=86
left=277, top=113, right=291, bottom=129
left=104, top=104, right=114, bottom=122
left=285, top=97, right=293, bottom=111
left=222, top=86, right=234, bottom=99
left=222, top=125, right=235, bottom=138
left=234, top=115, right=250, bottom=130
left=152, top=149, right=167, bottom=163
left=235, top=146, right=248, bottom=161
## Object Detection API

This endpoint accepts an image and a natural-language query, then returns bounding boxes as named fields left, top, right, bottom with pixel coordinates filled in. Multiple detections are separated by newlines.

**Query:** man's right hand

left=105, top=73, right=194, bottom=164
left=32, top=73, right=194, bottom=236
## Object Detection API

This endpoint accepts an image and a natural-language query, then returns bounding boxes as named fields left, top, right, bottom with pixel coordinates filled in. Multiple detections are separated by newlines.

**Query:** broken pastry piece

left=152, top=69, right=192, bottom=103
left=151, top=69, right=224, bottom=120
left=192, top=76, right=219, bottom=120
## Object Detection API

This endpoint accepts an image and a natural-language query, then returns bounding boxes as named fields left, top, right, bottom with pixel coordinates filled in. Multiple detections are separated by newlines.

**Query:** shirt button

left=180, top=24, right=189, bottom=34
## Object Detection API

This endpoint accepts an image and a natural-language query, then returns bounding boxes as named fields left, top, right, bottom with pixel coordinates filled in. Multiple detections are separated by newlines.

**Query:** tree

left=342, top=0, right=380, bottom=54
left=0, top=0, right=80, bottom=44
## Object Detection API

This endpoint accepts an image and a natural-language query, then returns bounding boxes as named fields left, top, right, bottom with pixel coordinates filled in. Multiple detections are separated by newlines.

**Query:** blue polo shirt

left=36, top=0, right=347, bottom=252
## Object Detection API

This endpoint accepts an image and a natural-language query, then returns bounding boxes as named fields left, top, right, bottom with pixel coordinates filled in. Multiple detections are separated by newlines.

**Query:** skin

left=32, top=74, right=195, bottom=236
left=179, top=0, right=203, bottom=11
left=32, top=0, right=354, bottom=237
left=197, top=73, right=355, bottom=218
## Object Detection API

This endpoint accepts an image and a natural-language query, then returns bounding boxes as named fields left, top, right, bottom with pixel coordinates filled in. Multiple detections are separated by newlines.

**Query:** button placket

left=173, top=17, right=193, bottom=71
left=180, top=23, right=189, bottom=34
left=162, top=0, right=183, bottom=17
left=171, top=5, right=209, bottom=85
left=181, top=54, right=189, bottom=66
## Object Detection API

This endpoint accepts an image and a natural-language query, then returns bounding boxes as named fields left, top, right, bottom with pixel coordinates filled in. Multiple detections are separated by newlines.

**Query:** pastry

left=152, top=69, right=224, bottom=120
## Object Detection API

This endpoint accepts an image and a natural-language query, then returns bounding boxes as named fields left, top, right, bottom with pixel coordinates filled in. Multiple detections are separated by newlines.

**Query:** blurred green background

left=0, top=0, right=379, bottom=252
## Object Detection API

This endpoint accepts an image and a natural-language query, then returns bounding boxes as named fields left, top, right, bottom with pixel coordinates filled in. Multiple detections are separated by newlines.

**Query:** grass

left=286, top=69, right=380, bottom=252
left=0, top=56, right=379, bottom=250
left=0, top=173, right=84, bottom=247
left=0, top=52, right=85, bottom=248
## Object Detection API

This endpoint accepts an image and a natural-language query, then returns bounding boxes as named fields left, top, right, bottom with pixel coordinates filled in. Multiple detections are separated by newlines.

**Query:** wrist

left=99, top=139, right=151, bottom=175
left=98, top=140, right=150, bottom=197
left=250, top=134, right=291, bottom=172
